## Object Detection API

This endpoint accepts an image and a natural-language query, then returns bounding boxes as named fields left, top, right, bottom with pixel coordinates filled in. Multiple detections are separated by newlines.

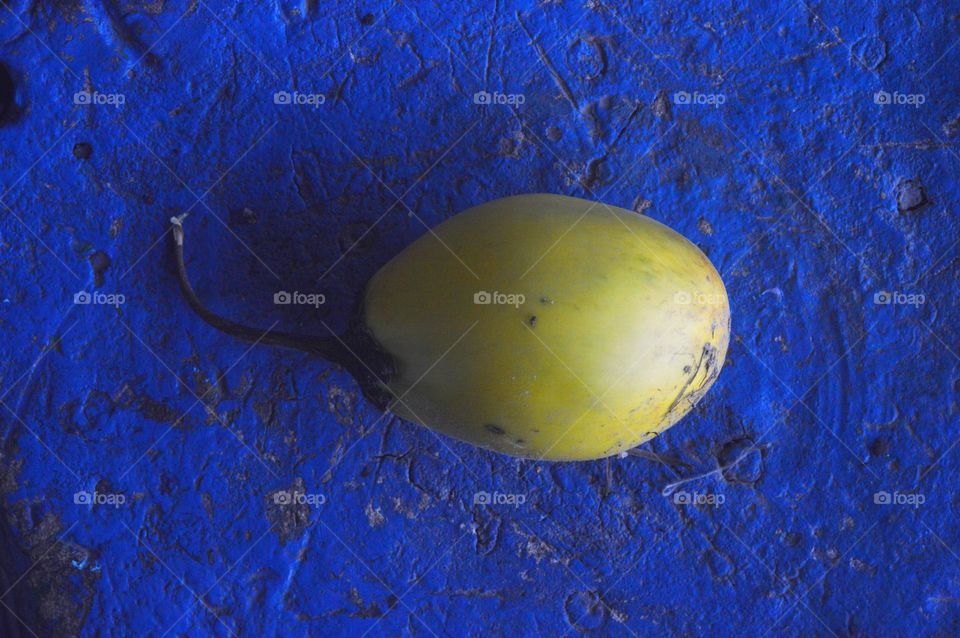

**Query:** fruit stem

left=171, top=215, right=397, bottom=409
left=171, top=214, right=359, bottom=364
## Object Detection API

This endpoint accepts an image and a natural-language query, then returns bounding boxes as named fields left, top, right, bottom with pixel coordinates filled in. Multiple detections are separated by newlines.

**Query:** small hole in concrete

left=73, top=142, right=93, bottom=160
left=0, top=62, right=16, bottom=124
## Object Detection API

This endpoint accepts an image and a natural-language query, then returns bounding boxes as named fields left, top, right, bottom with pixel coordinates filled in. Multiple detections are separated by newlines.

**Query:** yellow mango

left=363, top=194, right=729, bottom=461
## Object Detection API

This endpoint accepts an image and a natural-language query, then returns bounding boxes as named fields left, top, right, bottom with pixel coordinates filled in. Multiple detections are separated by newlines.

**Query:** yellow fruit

left=363, top=194, right=730, bottom=461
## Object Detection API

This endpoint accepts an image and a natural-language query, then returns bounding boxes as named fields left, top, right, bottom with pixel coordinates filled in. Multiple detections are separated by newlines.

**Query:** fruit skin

left=363, top=194, right=730, bottom=461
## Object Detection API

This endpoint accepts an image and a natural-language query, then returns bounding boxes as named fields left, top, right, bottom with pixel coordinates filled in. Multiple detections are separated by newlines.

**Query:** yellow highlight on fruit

left=364, top=194, right=730, bottom=461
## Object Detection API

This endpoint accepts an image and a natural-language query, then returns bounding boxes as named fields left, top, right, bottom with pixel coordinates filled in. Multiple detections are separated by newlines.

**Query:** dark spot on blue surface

left=867, top=438, right=889, bottom=457
left=229, top=207, right=257, bottom=225
left=359, top=12, right=375, bottom=26
left=73, top=142, right=93, bottom=160
left=781, top=531, right=803, bottom=547
left=0, top=62, right=18, bottom=125
left=88, top=251, right=110, bottom=286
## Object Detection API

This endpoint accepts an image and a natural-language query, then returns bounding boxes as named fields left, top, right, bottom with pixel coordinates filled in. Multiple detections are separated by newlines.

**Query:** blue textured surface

left=1, top=1, right=959, bottom=636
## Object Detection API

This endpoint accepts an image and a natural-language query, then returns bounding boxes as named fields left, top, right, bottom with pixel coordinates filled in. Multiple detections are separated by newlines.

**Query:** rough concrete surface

left=0, top=0, right=959, bottom=636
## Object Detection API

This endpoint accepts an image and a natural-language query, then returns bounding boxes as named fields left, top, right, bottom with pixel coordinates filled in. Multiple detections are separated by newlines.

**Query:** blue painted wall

left=1, top=1, right=958, bottom=636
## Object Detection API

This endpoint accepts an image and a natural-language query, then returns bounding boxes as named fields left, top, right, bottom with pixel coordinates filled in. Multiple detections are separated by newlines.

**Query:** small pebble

left=896, top=179, right=927, bottom=212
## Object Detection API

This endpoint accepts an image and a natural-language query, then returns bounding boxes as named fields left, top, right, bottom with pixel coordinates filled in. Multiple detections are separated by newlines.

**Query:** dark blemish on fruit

left=531, top=428, right=540, bottom=433
left=73, top=142, right=93, bottom=160
left=683, top=365, right=692, bottom=374
left=540, top=296, right=554, bottom=304
left=662, top=343, right=720, bottom=427
left=485, top=423, right=505, bottom=435
left=528, top=315, right=537, bottom=327
left=515, top=438, right=525, bottom=445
